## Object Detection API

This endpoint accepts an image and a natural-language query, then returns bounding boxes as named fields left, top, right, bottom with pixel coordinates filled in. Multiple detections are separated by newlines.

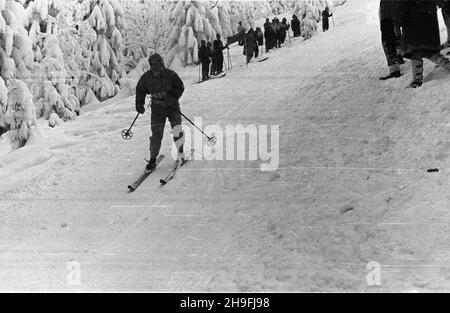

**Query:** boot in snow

left=146, top=157, right=157, bottom=172
left=379, top=71, right=401, bottom=80
left=408, top=81, right=423, bottom=88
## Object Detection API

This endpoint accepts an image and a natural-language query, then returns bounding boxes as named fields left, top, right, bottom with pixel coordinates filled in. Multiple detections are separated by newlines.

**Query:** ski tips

left=160, top=179, right=167, bottom=185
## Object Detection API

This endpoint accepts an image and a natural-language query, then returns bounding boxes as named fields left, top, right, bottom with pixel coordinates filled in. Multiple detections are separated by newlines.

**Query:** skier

left=394, top=0, right=450, bottom=88
left=438, top=0, right=450, bottom=48
left=135, top=53, right=185, bottom=171
left=291, top=15, right=301, bottom=37
left=198, top=40, right=210, bottom=80
left=379, top=0, right=403, bottom=80
left=264, top=18, right=274, bottom=52
left=322, top=7, right=333, bottom=32
left=213, top=34, right=228, bottom=74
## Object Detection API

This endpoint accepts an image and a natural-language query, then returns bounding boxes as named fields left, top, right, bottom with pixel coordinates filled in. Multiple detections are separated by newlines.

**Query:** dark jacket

left=291, top=16, right=300, bottom=36
left=256, top=28, right=264, bottom=46
left=379, top=0, right=399, bottom=20
left=264, top=22, right=274, bottom=39
left=198, top=45, right=210, bottom=64
left=213, top=39, right=226, bottom=57
left=243, top=29, right=257, bottom=55
left=394, top=0, right=441, bottom=58
left=135, top=69, right=184, bottom=111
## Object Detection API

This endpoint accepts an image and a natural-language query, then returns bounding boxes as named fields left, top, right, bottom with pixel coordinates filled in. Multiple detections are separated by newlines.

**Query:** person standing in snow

left=198, top=40, right=210, bottom=81
left=280, top=18, right=290, bottom=45
left=291, top=15, right=301, bottom=37
left=207, top=42, right=216, bottom=76
left=237, top=21, right=245, bottom=46
left=272, top=18, right=281, bottom=48
left=255, top=27, right=264, bottom=57
left=438, top=0, right=450, bottom=48
left=395, top=0, right=450, bottom=88
left=244, top=28, right=257, bottom=63
left=379, top=0, right=403, bottom=80
left=264, top=18, right=274, bottom=52
left=135, top=53, right=185, bottom=170
left=213, top=34, right=228, bottom=74
left=322, top=7, right=333, bottom=32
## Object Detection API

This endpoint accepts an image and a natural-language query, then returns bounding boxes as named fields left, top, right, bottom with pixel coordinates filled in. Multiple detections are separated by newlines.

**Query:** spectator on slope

left=213, top=34, right=228, bottom=74
left=438, top=0, right=450, bottom=49
left=395, top=0, right=450, bottom=88
left=255, top=27, right=264, bottom=57
left=207, top=42, right=216, bottom=76
left=264, top=18, right=275, bottom=52
left=244, top=28, right=258, bottom=63
left=322, top=7, right=333, bottom=32
left=198, top=40, right=210, bottom=81
left=280, top=18, right=290, bottom=45
left=272, top=18, right=282, bottom=48
left=379, top=0, right=403, bottom=80
left=237, top=21, right=245, bottom=46
left=135, top=53, right=185, bottom=171
left=291, top=15, right=301, bottom=37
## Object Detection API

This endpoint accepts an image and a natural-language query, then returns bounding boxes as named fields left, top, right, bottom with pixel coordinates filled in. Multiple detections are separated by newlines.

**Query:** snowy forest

left=0, top=0, right=337, bottom=149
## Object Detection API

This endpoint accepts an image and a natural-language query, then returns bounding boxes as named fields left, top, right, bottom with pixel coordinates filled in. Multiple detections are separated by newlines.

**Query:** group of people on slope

left=263, top=17, right=291, bottom=52
left=379, top=0, right=450, bottom=88
left=197, top=34, right=229, bottom=81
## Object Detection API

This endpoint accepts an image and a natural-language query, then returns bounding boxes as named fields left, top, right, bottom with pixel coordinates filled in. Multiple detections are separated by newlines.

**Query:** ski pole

left=198, top=63, right=201, bottom=82
left=332, top=16, right=335, bottom=29
left=178, top=110, right=217, bottom=146
left=121, top=113, right=140, bottom=140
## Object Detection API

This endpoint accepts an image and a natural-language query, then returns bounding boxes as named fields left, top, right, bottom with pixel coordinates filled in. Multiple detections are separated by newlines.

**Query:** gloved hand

left=136, top=105, right=145, bottom=114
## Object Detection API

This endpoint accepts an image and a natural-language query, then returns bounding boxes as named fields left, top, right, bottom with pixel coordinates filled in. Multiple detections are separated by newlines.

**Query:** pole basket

left=207, top=136, right=218, bottom=146
left=121, top=129, right=134, bottom=140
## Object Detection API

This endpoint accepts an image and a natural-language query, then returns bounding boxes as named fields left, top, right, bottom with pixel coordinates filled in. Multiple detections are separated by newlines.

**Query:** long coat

left=394, top=0, right=441, bottom=58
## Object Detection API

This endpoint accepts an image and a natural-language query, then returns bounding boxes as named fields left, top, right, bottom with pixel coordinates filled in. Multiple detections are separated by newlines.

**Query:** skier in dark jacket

left=322, top=7, right=333, bottom=32
left=263, top=18, right=274, bottom=52
left=213, top=34, right=227, bottom=74
left=198, top=40, right=210, bottom=80
left=379, top=0, right=403, bottom=80
left=135, top=53, right=185, bottom=170
left=395, top=0, right=450, bottom=87
left=291, top=15, right=301, bottom=37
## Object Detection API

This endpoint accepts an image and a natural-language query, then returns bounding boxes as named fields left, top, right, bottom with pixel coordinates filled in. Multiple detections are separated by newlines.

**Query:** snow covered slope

left=2, top=0, right=450, bottom=291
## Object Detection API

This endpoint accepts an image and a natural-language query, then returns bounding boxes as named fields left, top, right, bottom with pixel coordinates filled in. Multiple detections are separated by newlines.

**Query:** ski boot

left=379, top=71, right=401, bottom=80
left=146, top=157, right=157, bottom=172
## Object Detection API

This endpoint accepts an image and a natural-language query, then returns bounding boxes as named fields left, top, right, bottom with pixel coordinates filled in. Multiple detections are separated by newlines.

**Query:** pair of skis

left=127, top=149, right=194, bottom=192
left=193, top=73, right=226, bottom=84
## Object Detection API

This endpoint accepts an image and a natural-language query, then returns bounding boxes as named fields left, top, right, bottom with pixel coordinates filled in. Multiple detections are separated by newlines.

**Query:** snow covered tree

left=165, top=0, right=234, bottom=67
left=293, top=0, right=331, bottom=39
left=0, top=0, right=37, bottom=147
left=120, top=0, right=169, bottom=72
left=72, top=0, right=126, bottom=101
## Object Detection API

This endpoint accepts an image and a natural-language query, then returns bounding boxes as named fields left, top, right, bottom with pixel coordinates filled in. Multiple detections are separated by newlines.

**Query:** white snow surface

left=2, top=0, right=450, bottom=291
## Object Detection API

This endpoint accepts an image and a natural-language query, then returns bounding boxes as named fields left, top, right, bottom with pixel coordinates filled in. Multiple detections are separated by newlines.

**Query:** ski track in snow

left=2, top=0, right=450, bottom=291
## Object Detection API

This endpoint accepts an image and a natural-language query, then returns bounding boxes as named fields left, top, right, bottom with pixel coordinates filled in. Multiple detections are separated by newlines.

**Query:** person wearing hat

left=135, top=53, right=185, bottom=171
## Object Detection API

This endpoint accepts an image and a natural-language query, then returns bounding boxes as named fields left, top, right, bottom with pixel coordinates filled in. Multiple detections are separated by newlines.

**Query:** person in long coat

left=395, top=0, right=450, bottom=87
left=243, top=28, right=257, bottom=63
left=198, top=40, right=210, bottom=80
left=322, top=7, right=333, bottom=32
left=291, top=15, right=301, bottom=37
left=263, top=18, right=274, bottom=52
left=255, top=27, right=264, bottom=57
